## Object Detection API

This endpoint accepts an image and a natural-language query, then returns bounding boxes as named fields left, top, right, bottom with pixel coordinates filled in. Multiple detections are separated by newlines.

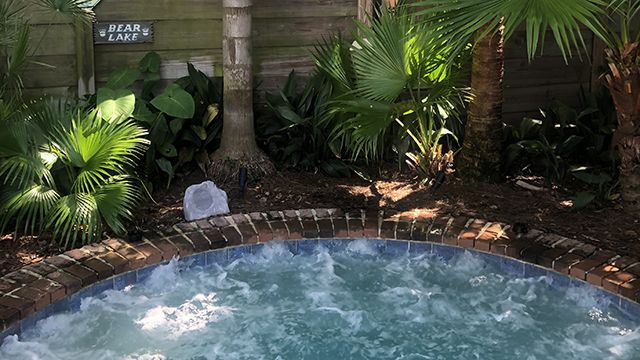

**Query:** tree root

left=208, top=150, right=275, bottom=186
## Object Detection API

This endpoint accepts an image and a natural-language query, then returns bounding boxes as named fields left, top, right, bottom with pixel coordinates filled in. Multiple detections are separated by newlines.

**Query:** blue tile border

left=3, top=238, right=640, bottom=343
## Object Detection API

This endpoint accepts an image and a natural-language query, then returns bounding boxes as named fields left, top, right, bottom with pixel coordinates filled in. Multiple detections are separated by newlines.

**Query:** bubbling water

left=2, top=241, right=639, bottom=360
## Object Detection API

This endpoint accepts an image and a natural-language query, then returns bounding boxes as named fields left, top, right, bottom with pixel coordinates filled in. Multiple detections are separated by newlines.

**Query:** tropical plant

left=312, top=4, right=468, bottom=182
left=0, top=101, right=149, bottom=248
left=413, top=0, right=605, bottom=180
left=505, top=91, right=618, bottom=208
left=256, top=71, right=351, bottom=177
left=96, top=53, right=223, bottom=188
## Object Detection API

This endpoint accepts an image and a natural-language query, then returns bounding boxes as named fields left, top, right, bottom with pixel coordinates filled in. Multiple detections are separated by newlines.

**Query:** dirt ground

left=2, top=167, right=639, bottom=276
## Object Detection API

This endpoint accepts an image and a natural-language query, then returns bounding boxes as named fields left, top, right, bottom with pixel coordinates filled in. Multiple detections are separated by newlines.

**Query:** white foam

left=346, top=239, right=378, bottom=256
left=136, top=293, right=235, bottom=338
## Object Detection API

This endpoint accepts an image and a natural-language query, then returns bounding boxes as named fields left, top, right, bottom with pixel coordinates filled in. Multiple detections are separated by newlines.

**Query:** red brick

left=537, top=247, right=570, bottom=268
left=102, top=238, right=127, bottom=252
left=266, top=211, right=283, bottom=220
left=28, top=278, right=66, bottom=303
left=82, top=258, right=114, bottom=280
left=503, top=239, right=531, bottom=259
left=624, top=263, right=640, bottom=277
left=62, top=264, right=98, bottom=286
left=12, top=286, right=49, bottom=311
left=569, top=243, right=598, bottom=257
left=286, top=220, right=303, bottom=239
left=195, top=219, right=213, bottom=230
left=25, top=262, right=58, bottom=277
left=0, top=280, right=21, bottom=295
left=184, top=232, right=211, bottom=252
left=64, top=249, right=91, bottom=262
left=395, top=221, right=412, bottom=240
left=0, top=295, right=35, bottom=317
left=81, top=243, right=112, bottom=256
left=380, top=219, right=396, bottom=239
left=617, top=278, right=640, bottom=299
left=231, top=214, right=250, bottom=224
left=210, top=216, right=230, bottom=228
left=428, top=217, right=451, bottom=243
left=149, top=238, right=180, bottom=260
left=363, top=212, right=378, bottom=238
left=269, top=220, right=289, bottom=240
left=411, top=221, right=430, bottom=242
left=248, top=212, right=265, bottom=222
left=237, top=224, right=258, bottom=244
left=553, top=253, right=584, bottom=274
left=317, top=219, right=334, bottom=238
left=167, top=235, right=196, bottom=256
left=298, top=209, right=315, bottom=219
left=283, top=210, right=298, bottom=220
left=253, top=221, right=273, bottom=242
left=221, top=226, right=242, bottom=245
left=520, top=244, right=550, bottom=264
left=0, top=305, right=20, bottom=330
left=43, top=255, right=76, bottom=269
left=586, top=264, right=621, bottom=286
left=175, top=222, right=198, bottom=233
left=315, top=208, right=331, bottom=219
left=132, top=243, right=164, bottom=264
left=98, top=252, right=129, bottom=274
left=603, top=272, right=636, bottom=294
left=4, top=271, right=39, bottom=286
left=112, top=245, right=147, bottom=270
left=201, top=228, right=227, bottom=248
left=302, top=219, right=319, bottom=239
left=570, top=253, right=615, bottom=280
left=333, top=218, right=349, bottom=238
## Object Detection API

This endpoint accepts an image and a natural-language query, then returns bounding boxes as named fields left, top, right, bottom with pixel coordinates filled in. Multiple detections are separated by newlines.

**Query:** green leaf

left=155, top=158, right=175, bottom=188
left=106, top=68, right=141, bottom=89
left=170, top=118, right=185, bottom=134
left=570, top=192, right=596, bottom=211
left=203, top=104, right=219, bottom=126
left=190, top=125, right=207, bottom=140
left=159, top=143, right=178, bottom=157
left=139, top=52, right=161, bottom=73
left=96, top=88, right=136, bottom=122
left=572, top=171, right=612, bottom=185
left=150, top=84, right=195, bottom=119
left=559, top=135, right=583, bottom=154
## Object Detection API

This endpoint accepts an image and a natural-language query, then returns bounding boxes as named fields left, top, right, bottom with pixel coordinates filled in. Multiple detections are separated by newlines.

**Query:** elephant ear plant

left=97, top=52, right=222, bottom=188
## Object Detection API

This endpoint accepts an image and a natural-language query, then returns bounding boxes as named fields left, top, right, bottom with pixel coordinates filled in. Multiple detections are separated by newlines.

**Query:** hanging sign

left=94, top=22, right=154, bottom=44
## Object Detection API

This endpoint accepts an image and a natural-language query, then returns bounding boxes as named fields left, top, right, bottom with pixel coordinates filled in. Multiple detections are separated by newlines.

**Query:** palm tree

left=209, top=0, right=274, bottom=182
left=413, top=0, right=605, bottom=180
left=596, top=1, right=640, bottom=210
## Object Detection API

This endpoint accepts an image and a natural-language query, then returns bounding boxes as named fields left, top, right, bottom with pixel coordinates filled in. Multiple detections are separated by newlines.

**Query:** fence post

left=74, top=19, right=95, bottom=97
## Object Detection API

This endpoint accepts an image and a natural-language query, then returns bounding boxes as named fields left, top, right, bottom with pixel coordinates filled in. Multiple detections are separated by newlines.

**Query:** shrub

left=96, top=52, right=223, bottom=188
left=505, top=91, right=619, bottom=209
left=256, top=71, right=351, bottom=177
left=0, top=101, right=149, bottom=248
left=309, top=5, right=469, bottom=182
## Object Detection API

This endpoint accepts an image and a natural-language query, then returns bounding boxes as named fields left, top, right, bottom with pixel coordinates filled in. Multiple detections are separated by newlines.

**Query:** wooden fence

left=23, top=0, right=602, bottom=124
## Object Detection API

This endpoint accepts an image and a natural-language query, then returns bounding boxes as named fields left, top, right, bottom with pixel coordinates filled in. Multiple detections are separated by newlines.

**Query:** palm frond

left=413, top=0, right=606, bottom=63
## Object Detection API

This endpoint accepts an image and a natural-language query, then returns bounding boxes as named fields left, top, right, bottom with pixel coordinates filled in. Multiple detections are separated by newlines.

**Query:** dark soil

left=2, top=166, right=639, bottom=276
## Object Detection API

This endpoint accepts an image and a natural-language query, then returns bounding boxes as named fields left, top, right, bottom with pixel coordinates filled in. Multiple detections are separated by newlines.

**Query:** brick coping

left=1, top=208, right=640, bottom=337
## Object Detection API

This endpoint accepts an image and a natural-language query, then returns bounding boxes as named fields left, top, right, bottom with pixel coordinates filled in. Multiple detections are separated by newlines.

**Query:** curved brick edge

left=1, top=208, right=640, bottom=335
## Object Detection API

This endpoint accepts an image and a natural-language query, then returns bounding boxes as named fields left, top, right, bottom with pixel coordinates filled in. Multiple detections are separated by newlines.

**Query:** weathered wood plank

left=93, top=0, right=356, bottom=21
left=30, top=24, right=76, bottom=56
left=22, top=56, right=77, bottom=89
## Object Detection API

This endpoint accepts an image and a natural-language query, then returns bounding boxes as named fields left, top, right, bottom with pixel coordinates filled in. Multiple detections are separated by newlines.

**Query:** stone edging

left=1, top=208, right=639, bottom=334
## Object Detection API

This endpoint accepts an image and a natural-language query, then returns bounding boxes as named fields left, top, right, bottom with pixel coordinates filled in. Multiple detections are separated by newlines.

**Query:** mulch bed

left=2, top=166, right=639, bottom=276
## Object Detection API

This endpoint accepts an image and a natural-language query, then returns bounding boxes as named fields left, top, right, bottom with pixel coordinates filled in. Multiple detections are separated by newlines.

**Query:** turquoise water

left=1, top=240, right=639, bottom=359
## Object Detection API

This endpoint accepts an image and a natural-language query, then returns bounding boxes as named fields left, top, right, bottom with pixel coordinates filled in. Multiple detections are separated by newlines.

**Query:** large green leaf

left=96, top=88, right=136, bottom=122
left=139, top=51, right=161, bottom=73
left=150, top=84, right=195, bottom=119
left=106, top=68, right=141, bottom=89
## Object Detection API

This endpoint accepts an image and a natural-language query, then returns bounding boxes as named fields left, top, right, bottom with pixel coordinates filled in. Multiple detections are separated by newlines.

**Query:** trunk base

left=208, top=148, right=275, bottom=185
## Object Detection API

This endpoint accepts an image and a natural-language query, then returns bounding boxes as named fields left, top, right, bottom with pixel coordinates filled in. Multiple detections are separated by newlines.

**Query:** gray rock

left=183, top=181, right=230, bottom=222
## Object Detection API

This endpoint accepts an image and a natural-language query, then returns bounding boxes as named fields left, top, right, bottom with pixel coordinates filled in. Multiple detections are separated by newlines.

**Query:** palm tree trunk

left=210, top=0, right=273, bottom=182
left=457, top=23, right=505, bottom=180
left=606, top=59, right=640, bottom=210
